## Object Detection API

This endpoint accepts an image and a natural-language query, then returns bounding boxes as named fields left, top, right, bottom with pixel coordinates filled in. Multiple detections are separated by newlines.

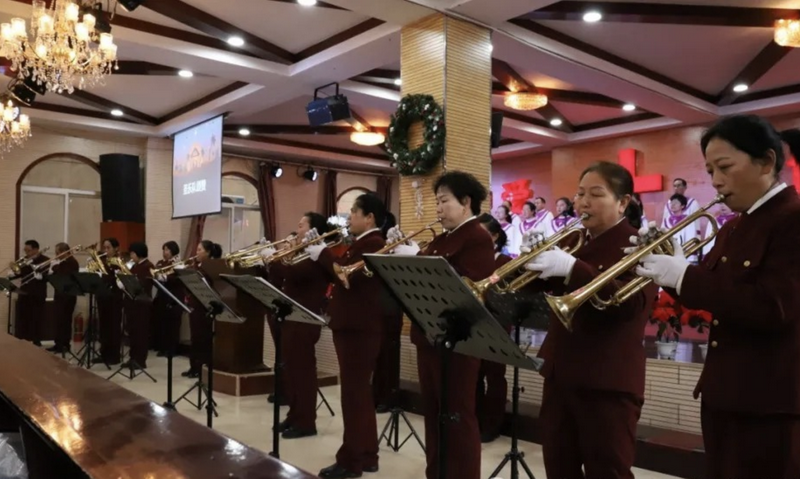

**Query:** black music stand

left=364, top=254, right=541, bottom=479
left=176, top=271, right=244, bottom=429
left=153, top=279, right=192, bottom=410
left=47, top=274, right=82, bottom=362
left=72, top=272, right=111, bottom=370
left=0, top=278, right=19, bottom=336
left=483, top=289, right=549, bottom=479
left=219, top=274, right=328, bottom=460
left=107, top=275, right=156, bottom=382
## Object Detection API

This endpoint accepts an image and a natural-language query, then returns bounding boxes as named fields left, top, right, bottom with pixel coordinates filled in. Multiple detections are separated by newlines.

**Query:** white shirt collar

left=138, top=258, right=148, bottom=265
left=747, top=182, right=787, bottom=215
left=357, top=228, right=381, bottom=241
left=448, top=216, right=477, bottom=234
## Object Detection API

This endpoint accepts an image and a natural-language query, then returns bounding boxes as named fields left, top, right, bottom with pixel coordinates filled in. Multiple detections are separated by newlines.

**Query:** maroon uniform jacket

left=51, top=256, right=79, bottom=298
left=318, top=230, right=386, bottom=332
left=496, top=253, right=512, bottom=268
left=130, top=259, right=154, bottom=300
left=536, top=219, right=657, bottom=397
left=675, top=187, right=800, bottom=414
left=18, top=254, right=49, bottom=299
left=412, top=218, right=496, bottom=347
left=282, top=259, right=330, bottom=316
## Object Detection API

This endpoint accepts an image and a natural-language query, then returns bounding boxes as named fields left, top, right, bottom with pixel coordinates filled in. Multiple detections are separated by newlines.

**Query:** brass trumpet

left=465, top=215, right=587, bottom=299
left=334, top=220, right=441, bottom=289
left=108, top=256, right=134, bottom=276
left=267, top=228, right=346, bottom=266
left=150, top=255, right=198, bottom=277
left=223, top=237, right=294, bottom=269
left=546, top=194, right=725, bottom=332
left=6, top=246, right=51, bottom=276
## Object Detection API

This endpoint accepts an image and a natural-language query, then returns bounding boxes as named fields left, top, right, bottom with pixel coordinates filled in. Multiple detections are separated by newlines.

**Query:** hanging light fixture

left=350, top=131, right=386, bottom=146
left=0, top=98, right=31, bottom=154
left=0, top=0, right=119, bottom=94
left=775, top=19, right=800, bottom=47
left=504, top=92, right=548, bottom=111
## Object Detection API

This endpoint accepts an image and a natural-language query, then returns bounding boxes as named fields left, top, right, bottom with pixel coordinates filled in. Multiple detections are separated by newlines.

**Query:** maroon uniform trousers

left=535, top=219, right=656, bottom=479
left=670, top=187, right=800, bottom=478
left=14, top=254, right=49, bottom=343
left=126, top=260, right=153, bottom=368
left=415, top=218, right=496, bottom=479
left=280, top=259, right=328, bottom=430
left=373, top=307, right=403, bottom=407
left=318, top=230, right=386, bottom=474
left=52, top=256, right=79, bottom=349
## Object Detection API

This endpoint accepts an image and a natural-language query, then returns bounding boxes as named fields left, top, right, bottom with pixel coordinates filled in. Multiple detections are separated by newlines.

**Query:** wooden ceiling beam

left=296, top=18, right=385, bottom=60
left=223, top=124, right=388, bottom=135
left=223, top=134, right=388, bottom=160
left=572, top=112, right=660, bottom=132
left=492, top=107, right=553, bottom=130
left=26, top=102, right=139, bottom=123
left=492, top=59, right=573, bottom=132
left=143, top=0, right=296, bottom=64
left=493, top=85, right=627, bottom=109
left=717, top=41, right=792, bottom=106
left=113, top=61, right=183, bottom=76
left=522, top=2, right=800, bottom=27
left=67, top=89, right=158, bottom=125
left=266, top=0, right=349, bottom=11
left=158, top=81, right=250, bottom=124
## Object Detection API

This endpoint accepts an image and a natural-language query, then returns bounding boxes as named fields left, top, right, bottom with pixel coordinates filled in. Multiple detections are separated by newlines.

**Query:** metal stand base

left=175, top=379, right=219, bottom=416
left=379, top=407, right=425, bottom=453
left=316, top=388, right=335, bottom=416
left=107, top=360, right=157, bottom=382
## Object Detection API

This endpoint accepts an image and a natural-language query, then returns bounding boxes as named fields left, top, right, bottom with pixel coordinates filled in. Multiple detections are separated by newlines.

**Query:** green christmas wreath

left=385, top=94, right=446, bottom=176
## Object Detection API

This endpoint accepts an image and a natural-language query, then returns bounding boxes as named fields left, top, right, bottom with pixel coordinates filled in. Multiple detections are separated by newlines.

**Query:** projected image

left=172, top=115, right=223, bottom=218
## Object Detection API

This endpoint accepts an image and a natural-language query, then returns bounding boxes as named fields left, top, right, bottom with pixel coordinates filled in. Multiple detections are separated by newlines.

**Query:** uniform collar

left=747, top=182, right=787, bottom=215
left=448, top=216, right=476, bottom=234
left=357, top=228, right=381, bottom=241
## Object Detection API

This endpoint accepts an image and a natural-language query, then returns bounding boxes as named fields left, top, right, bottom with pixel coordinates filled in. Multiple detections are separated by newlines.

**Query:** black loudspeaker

left=99, top=154, right=143, bottom=222
left=491, top=112, right=504, bottom=149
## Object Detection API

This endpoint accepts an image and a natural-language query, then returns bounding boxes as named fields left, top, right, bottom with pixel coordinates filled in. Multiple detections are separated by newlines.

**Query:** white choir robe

left=549, top=214, right=577, bottom=235
left=502, top=222, right=521, bottom=257
left=661, top=196, right=700, bottom=237
left=510, top=212, right=521, bottom=227
left=661, top=212, right=699, bottom=261
left=532, top=210, right=555, bottom=238
left=701, top=213, right=739, bottom=257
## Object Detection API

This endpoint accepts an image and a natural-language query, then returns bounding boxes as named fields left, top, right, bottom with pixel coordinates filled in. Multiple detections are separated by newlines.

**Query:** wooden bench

left=0, top=334, right=317, bottom=479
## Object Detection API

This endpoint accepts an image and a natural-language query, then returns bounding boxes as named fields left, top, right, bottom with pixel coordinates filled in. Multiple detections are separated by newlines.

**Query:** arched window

left=18, top=154, right=101, bottom=255
left=336, top=187, right=370, bottom=218
left=203, top=173, right=263, bottom=254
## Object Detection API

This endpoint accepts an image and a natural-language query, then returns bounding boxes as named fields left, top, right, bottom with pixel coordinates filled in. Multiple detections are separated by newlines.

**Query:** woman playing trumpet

left=634, top=115, right=800, bottom=478
left=183, top=240, right=222, bottom=379
left=524, top=162, right=655, bottom=479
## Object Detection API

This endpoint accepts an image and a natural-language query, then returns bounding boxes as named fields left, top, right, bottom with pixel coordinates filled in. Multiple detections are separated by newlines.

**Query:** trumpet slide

left=150, top=255, right=198, bottom=278
left=546, top=194, right=725, bottom=332
left=20, top=245, right=82, bottom=286
left=334, top=220, right=441, bottom=289
left=224, top=237, right=294, bottom=269
left=269, top=228, right=346, bottom=266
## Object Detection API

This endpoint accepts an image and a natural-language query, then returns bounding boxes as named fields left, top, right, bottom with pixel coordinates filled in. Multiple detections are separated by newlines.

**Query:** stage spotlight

left=118, top=0, right=144, bottom=12
left=302, top=167, right=318, bottom=182
left=271, top=165, right=283, bottom=178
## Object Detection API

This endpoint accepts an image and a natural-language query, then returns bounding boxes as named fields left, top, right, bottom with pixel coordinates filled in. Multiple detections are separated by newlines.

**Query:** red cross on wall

left=788, top=156, right=800, bottom=193
left=618, top=148, right=664, bottom=193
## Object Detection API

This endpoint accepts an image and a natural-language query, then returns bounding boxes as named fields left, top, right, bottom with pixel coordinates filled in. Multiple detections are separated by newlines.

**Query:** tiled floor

left=88, top=353, right=684, bottom=479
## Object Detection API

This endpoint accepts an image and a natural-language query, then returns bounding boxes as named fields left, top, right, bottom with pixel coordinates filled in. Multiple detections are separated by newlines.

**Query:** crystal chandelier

left=775, top=19, right=800, bottom=48
left=0, top=99, right=31, bottom=154
left=504, top=92, right=548, bottom=111
left=0, top=0, right=118, bottom=94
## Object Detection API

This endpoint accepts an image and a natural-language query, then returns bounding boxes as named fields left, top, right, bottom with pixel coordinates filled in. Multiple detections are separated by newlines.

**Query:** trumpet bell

left=545, top=294, right=574, bottom=332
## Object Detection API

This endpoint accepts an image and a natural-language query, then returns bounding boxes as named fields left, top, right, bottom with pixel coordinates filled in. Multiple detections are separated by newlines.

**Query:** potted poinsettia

left=682, top=308, right=713, bottom=360
left=650, top=290, right=682, bottom=358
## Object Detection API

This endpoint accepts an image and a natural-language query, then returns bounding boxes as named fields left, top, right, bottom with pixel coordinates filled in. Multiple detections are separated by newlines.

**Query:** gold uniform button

left=744, top=260, right=751, bottom=267
left=711, top=341, right=718, bottom=348
left=712, top=320, right=719, bottom=326
left=598, top=265, right=604, bottom=271
left=721, top=256, right=727, bottom=263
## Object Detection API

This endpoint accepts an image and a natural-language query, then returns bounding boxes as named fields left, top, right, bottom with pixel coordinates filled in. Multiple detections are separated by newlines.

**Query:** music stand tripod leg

left=316, top=388, right=335, bottom=417
left=379, top=407, right=425, bottom=453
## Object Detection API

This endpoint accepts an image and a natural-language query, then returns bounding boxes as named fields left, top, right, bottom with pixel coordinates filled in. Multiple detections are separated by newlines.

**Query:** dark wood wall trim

left=336, top=185, right=370, bottom=202
left=221, top=171, right=258, bottom=189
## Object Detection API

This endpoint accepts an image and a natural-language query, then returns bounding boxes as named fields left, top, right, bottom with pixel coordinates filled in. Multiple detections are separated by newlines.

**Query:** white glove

left=34, top=272, right=43, bottom=281
left=520, top=228, right=546, bottom=254
left=259, top=247, right=277, bottom=259
left=636, top=237, right=689, bottom=292
left=157, top=274, right=168, bottom=283
left=524, top=248, right=576, bottom=279
left=623, top=221, right=661, bottom=254
left=386, top=226, right=404, bottom=244
left=51, top=259, right=61, bottom=266
left=393, top=242, right=420, bottom=256
left=304, top=228, right=320, bottom=242
left=305, top=243, right=326, bottom=262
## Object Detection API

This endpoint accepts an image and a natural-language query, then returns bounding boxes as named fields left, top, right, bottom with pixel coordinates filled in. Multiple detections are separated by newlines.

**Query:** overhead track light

left=270, top=165, right=283, bottom=178
left=301, top=167, right=318, bottom=182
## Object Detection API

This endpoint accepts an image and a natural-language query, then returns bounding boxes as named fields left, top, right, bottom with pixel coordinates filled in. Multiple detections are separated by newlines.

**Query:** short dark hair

left=55, top=242, right=70, bottom=254
left=304, top=212, right=331, bottom=236
left=200, top=240, right=223, bottom=259
left=353, top=193, right=387, bottom=229
left=129, top=241, right=148, bottom=258
left=673, top=178, right=687, bottom=187
left=24, top=240, right=39, bottom=249
left=162, top=241, right=180, bottom=257
left=478, top=213, right=508, bottom=252
left=523, top=201, right=535, bottom=212
left=433, top=171, right=487, bottom=216
left=580, top=161, right=641, bottom=229
left=700, top=115, right=786, bottom=178
left=535, top=196, right=546, bottom=204
left=104, top=238, right=120, bottom=249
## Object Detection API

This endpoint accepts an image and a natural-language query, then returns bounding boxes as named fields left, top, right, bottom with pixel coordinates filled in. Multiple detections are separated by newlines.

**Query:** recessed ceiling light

left=733, top=83, right=749, bottom=93
left=583, top=11, right=602, bottom=22
left=227, top=36, right=245, bottom=47
left=550, top=118, right=563, bottom=127
left=239, top=128, right=250, bottom=136
left=298, top=0, right=317, bottom=5
left=622, top=103, right=636, bottom=111
left=394, top=78, right=402, bottom=86
left=111, top=109, right=123, bottom=117
left=178, top=69, right=193, bottom=78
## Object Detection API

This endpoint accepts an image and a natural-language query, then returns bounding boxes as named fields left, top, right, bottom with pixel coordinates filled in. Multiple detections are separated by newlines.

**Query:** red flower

left=651, top=307, right=674, bottom=322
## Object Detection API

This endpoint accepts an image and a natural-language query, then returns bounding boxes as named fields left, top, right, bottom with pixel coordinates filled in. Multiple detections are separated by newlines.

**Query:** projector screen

left=172, top=115, right=223, bottom=219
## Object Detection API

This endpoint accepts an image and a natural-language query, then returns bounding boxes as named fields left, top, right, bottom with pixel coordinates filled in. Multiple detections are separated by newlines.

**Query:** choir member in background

left=525, top=162, right=654, bottom=479
left=395, top=171, right=495, bottom=479
left=48, top=242, right=79, bottom=353
left=501, top=200, right=521, bottom=227
left=183, top=240, right=222, bottom=379
left=661, top=194, right=700, bottom=264
left=661, top=178, right=700, bottom=238
left=632, top=193, right=647, bottom=226
left=519, top=201, right=543, bottom=240
left=306, top=193, right=387, bottom=478
left=550, top=197, right=577, bottom=234
left=476, top=213, right=511, bottom=443
left=493, top=204, right=520, bottom=256
left=373, top=212, right=404, bottom=415
left=124, top=242, right=153, bottom=370
left=12, top=240, right=49, bottom=346
left=532, top=197, right=555, bottom=237
left=96, top=238, right=123, bottom=365
left=153, top=241, right=182, bottom=357
left=264, top=212, right=331, bottom=440
left=635, top=115, right=800, bottom=478
left=701, top=203, right=738, bottom=257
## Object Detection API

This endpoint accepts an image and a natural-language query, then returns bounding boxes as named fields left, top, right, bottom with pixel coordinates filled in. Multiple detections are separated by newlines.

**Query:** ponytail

left=211, top=243, right=223, bottom=259
left=781, top=129, right=800, bottom=163
left=381, top=211, right=397, bottom=239
left=624, top=201, right=642, bottom=230
left=478, top=213, right=508, bottom=253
